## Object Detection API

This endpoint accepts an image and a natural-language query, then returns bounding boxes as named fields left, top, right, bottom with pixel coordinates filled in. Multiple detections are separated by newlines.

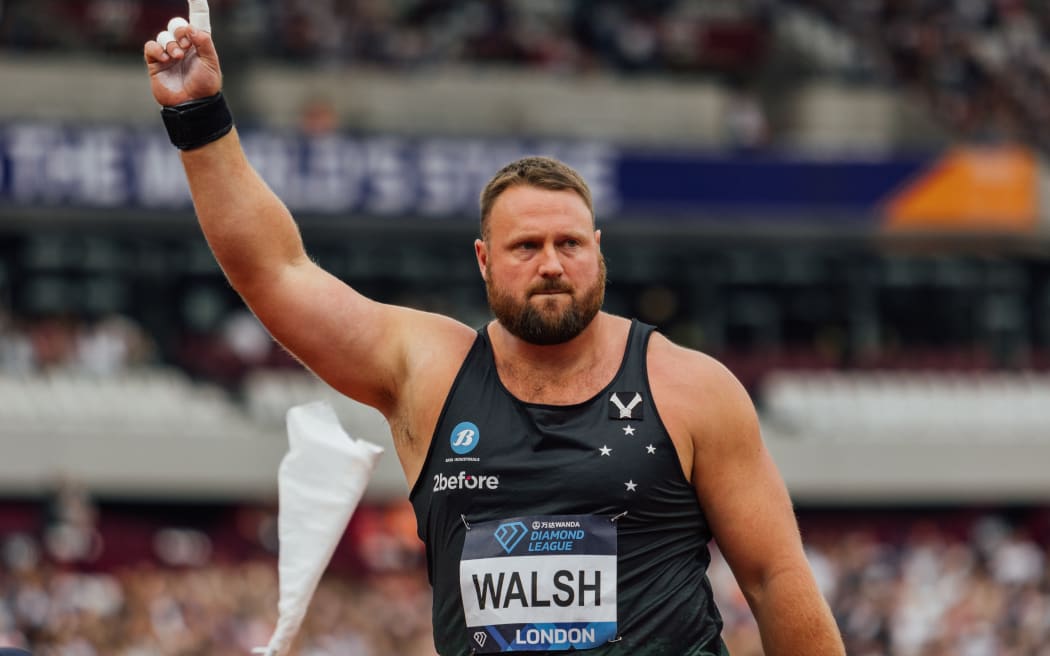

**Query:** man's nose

left=536, top=243, right=565, bottom=277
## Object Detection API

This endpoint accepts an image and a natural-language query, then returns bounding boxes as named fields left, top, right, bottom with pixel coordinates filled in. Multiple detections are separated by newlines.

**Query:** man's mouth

left=534, top=289, right=568, bottom=294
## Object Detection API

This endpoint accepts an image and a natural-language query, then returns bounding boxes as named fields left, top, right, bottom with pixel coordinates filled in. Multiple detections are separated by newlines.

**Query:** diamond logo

left=494, top=521, right=528, bottom=554
left=474, top=631, right=488, bottom=647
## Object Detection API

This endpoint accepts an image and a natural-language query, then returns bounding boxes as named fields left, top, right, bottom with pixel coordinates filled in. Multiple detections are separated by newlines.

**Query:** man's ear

left=475, top=238, right=489, bottom=280
left=595, top=229, right=602, bottom=246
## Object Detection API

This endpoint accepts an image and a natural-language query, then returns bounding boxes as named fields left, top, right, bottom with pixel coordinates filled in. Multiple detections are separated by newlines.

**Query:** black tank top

left=410, top=320, right=726, bottom=656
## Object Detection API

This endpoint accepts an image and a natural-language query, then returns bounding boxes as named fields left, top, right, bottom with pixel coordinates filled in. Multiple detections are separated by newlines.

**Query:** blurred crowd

left=0, top=308, right=302, bottom=389
left=0, top=491, right=435, bottom=655
left=799, top=0, right=1050, bottom=147
left=3, top=0, right=1049, bottom=149
left=1, top=497, right=1048, bottom=655
left=0, top=561, right=436, bottom=655
left=715, top=511, right=1050, bottom=656
left=264, top=0, right=773, bottom=75
left=0, top=0, right=773, bottom=76
left=0, top=311, right=157, bottom=377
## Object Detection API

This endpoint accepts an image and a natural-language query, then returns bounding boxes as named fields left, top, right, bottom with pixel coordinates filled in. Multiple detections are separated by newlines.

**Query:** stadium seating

left=0, top=368, right=258, bottom=440
left=763, top=370, right=1050, bottom=443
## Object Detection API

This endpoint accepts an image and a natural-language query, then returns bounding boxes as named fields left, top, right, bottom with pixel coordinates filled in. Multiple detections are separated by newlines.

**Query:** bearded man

left=143, top=3, right=845, bottom=655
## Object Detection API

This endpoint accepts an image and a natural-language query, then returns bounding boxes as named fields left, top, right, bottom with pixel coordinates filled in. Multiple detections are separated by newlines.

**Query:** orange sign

left=884, top=146, right=1037, bottom=232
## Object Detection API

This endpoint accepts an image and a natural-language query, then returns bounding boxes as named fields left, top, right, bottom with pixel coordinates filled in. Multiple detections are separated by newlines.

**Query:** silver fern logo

left=609, top=392, right=642, bottom=419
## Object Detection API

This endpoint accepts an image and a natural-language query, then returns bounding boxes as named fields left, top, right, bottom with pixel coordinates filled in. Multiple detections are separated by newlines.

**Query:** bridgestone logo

left=433, top=471, right=500, bottom=492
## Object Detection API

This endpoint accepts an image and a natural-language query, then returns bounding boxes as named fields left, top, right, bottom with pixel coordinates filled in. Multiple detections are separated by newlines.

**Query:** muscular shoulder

left=395, top=307, right=477, bottom=398
left=398, top=306, right=478, bottom=365
left=647, top=333, right=760, bottom=456
left=386, top=309, right=478, bottom=478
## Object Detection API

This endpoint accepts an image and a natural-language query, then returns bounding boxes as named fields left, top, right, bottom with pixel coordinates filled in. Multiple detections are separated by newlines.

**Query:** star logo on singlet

left=646, top=444, right=656, bottom=454
left=599, top=445, right=612, bottom=456
left=625, top=480, right=638, bottom=492
left=623, top=424, right=636, bottom=436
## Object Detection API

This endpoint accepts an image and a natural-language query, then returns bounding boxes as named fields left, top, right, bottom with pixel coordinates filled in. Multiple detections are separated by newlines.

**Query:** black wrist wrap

left=161, top=92, right=234, bottom=150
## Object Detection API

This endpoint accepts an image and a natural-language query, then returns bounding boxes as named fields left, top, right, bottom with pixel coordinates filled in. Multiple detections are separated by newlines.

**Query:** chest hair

left=498, top=357, right=619, bottom=405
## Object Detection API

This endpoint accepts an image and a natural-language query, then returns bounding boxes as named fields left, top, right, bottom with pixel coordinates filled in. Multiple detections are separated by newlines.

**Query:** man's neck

left=488, top=313, right=629, bottom=404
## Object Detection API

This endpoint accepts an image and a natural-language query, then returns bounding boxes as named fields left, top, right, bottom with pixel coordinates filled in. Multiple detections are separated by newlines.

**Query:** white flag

left=252, top=400, right=383, bottom=656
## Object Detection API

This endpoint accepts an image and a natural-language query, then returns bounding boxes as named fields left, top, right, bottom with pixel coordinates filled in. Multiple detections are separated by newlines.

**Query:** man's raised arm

left=142, top=1, right=471, bottom=416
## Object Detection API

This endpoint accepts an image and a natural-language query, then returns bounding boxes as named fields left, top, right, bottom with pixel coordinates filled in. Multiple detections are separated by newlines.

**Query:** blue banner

left=618, top=150, right=927, bottom=217
left=0, top=122, right=930, bottom=222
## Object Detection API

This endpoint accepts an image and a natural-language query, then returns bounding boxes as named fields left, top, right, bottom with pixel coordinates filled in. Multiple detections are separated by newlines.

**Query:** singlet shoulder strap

left=617, top=319, right=657, bottom=380
left=407, top=328, right=488, bottom=500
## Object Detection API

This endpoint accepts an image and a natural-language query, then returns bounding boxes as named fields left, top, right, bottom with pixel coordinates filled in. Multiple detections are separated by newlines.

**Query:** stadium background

left=2, top=0, right=1050, bottom=654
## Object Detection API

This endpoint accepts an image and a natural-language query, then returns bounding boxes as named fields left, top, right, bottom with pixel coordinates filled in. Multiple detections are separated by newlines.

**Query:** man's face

left=476, top=185, right=605, bottom=345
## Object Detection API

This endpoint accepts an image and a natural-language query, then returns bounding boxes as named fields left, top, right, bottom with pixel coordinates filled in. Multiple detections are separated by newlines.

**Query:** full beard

left=486, top=257, right=607, bottom=346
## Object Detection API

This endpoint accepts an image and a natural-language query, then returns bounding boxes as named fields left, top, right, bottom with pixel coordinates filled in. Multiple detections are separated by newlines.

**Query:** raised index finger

left=188, top=0, right=211, bottom=32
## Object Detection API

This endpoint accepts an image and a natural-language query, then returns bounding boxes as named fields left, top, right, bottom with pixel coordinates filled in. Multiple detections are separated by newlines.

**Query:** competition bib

left=459, top=514, right=617, bottom=652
